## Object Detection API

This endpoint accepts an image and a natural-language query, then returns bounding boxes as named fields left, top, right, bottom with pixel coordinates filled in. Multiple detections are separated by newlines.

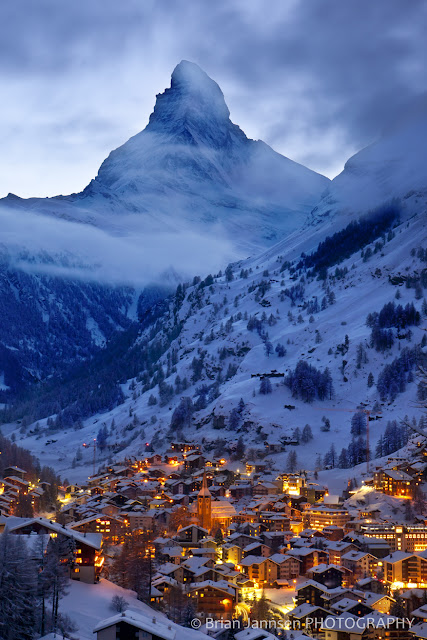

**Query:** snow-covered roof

left=240, top=555, right=267, bottom=567
left=93, top=611, right=176, bottom=638
left=341, top=550, right=373, bottom=561
left=309, top=563, right=345, bottom=574
left=188, top=579, right=235, bottom=596
left=410, top=604, right=427, bottom=618
left=5, top=517, right=102, bottom=549
left=410, top=623, right=427, bottom=639
left=382, top=550, right=414, bottom=563
left=289, top=603, right=328, bottom=618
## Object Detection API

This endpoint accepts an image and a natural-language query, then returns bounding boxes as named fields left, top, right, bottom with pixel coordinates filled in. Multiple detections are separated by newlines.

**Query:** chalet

left=307, top=564, right=345, bottom=589
left=259, top=512, right=290, bottom=532
left=222, top=542, right=243, bottom=565
left=246, top=461, right=267, bottom=475
left=209, top=484, right=226, bottom=498
left=242, top=541, right=271, bottom=558
left=127, top=510, right=156, bottom=532
left=3, top=476, right=30, bottom=494
left=188, top=580, right=237, bottom=620
left=410, top=622, right=427, bottom=639
left=281, top=473, right=306, bottom=495
left=94, top=612, right=176, bottom=640
left=151, top=574, right=180, bottom=599
left=3, top=466, right=27, bottom=480
left=306, top=504, right=350, bottom=530
left=183, top=454, right=205, bottom=473
left=174, top=524, right=209, bottom=547
left=412, top=603, right=427, bottom=623
left=6, top=516, right=103, bottom=583
left=300, top=484, right=328, bottom=504
left=330, top=598, right=373, bottom=618
left=400, top=588, right=427, bottom=616
left=229, top=483, right=253, bottom=499
left=323, top=525, right=345, bottom=541
left=296, top=579, right=345, bottom=607
left=287, top=603, right=329, bottom=634
left=355, top=576, right=386, bottom=594
left=262, top=530, right=293, bottom=548
left=67, top=514, right=128, bottom=543
left=269, top=553, right=301, bottom=581
left=362, top=592, right=395, bottom=613
left=239, top=555, right=270, bottom=585
left=253, top=482, right=279, bottom=497
left=227, top=532, right=263, bottom=550
left=383, top=550, right=427, bottom=587
left=341, top=550, right=377, bottom=580
left=264, top=442, right=284, bottom=454
left=287, top=547, right=329, bottom=574
left=374, top=468, right=420, bottom=498
left=178, top=556, right=215, bottom=584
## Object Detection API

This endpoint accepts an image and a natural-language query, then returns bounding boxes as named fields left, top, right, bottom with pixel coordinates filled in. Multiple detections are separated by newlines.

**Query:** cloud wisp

left=0, top=206, right=234, bottom=287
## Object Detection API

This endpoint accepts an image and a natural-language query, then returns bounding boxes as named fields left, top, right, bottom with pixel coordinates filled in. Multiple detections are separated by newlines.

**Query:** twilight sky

left=0, top=0, right=425, bottom=198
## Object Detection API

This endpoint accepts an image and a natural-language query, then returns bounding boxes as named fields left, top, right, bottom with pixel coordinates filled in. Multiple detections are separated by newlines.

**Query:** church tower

left=197, top=472, right=212, bottom=531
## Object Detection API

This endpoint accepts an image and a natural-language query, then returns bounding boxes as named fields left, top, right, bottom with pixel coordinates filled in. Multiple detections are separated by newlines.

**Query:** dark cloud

left=0, top=0, right=425, bottom=196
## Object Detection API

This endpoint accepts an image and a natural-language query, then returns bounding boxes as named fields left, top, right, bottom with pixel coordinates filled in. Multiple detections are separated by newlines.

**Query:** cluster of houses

left=0, top=465, right=48, bottom=514
left=4, top=441, right=427, bottom=639
left=373, top=455, right=427, bottom=499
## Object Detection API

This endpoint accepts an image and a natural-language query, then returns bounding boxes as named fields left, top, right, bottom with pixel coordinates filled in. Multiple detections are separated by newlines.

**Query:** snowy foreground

left=50, top=578, right=205, bottom=640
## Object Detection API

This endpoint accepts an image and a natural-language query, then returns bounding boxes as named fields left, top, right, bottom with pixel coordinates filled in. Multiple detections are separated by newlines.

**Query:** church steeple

left=197, top=471, right=212, bottom=531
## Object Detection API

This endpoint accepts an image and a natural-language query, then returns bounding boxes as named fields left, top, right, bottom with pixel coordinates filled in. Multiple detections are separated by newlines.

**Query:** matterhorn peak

left=146, top=60, right=234, bottom=143
left=2, top=60, right=329, bottom=257
left=170, top=60, right=230, bottom=117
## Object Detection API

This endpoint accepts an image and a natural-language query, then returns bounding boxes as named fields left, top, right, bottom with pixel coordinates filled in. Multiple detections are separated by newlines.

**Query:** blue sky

left=0, top=0, right=425, bottom=197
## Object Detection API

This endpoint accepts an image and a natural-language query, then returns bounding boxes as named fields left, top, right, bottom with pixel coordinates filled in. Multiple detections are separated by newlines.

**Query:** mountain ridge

left=1, top=61, right=329, bottom=257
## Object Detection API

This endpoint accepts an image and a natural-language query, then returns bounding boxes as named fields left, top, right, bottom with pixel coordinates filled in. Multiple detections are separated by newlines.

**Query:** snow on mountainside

left=2, top=68, right=427, bottom=485
left=311, top=94, right=427, bottom=223
left=0, top=61, right=329, bottom=257
left=0, top=61, right=329, bottom=387
left=7, top=203, right=426, bottom=484
left=0, top=60, right=330, bottom=391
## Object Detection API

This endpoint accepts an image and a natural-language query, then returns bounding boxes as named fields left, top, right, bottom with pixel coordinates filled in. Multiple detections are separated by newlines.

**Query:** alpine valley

left=1, top=61, right=426, bottom=485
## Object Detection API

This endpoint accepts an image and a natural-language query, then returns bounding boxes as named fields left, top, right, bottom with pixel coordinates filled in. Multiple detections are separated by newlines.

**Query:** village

left=2, top=439, right=427, bottom=639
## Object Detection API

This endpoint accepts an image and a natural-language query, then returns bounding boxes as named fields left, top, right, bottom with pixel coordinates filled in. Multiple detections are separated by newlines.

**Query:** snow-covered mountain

left=0, top=60, right=329, bottom=390
left=2, top=66, right=427, bottom=485
left=311, top=94, right=427, bottom=223
left=1, top=61, right=329, bottom=257
left=8, top=199, right=426, bottom=485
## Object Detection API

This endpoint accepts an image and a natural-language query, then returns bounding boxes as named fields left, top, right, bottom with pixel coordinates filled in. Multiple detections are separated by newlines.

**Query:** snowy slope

left=52, top=578, right=206, bottom=640
left=311, top=94, right=427, bottom=223
left=0, top=61, right=329, bottom=258
left=7, top=204, right=426, bottom=487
